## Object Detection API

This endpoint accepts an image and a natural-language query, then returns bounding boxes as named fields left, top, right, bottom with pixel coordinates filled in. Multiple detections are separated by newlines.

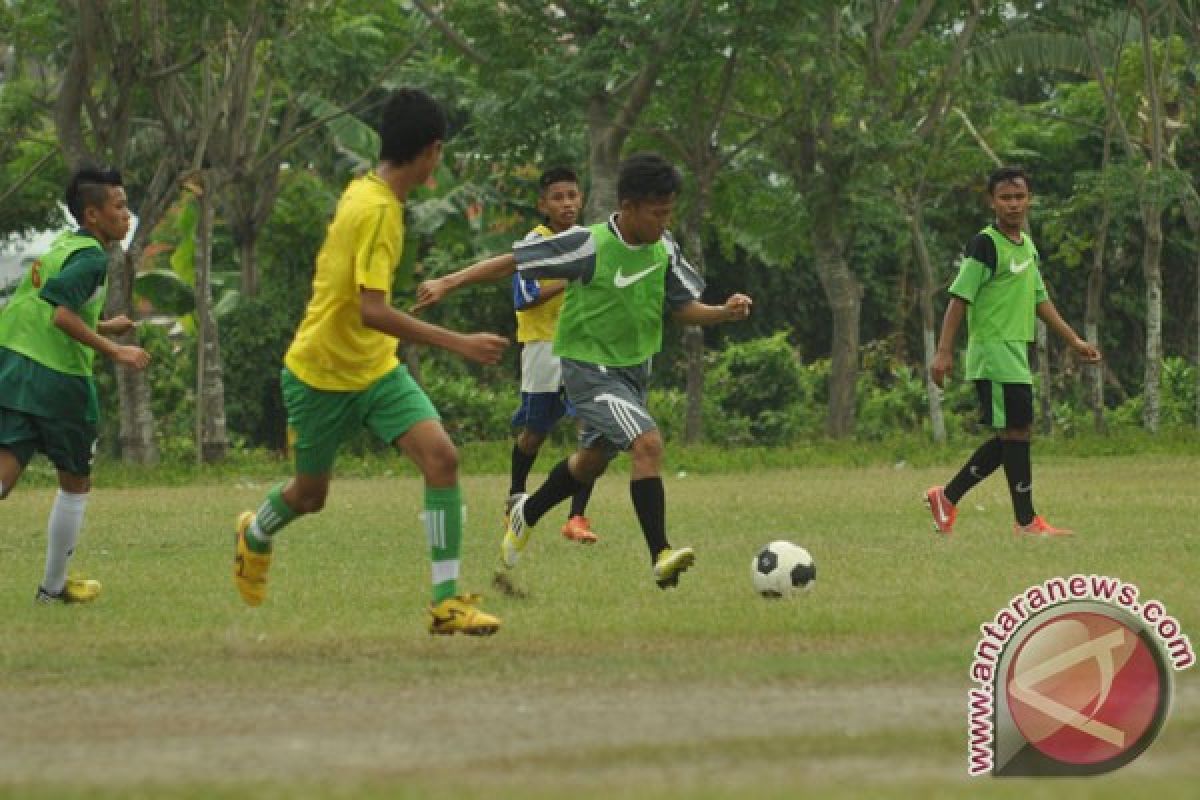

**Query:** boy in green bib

left=926, top=166, right=1100, bottom=537
left=0, top=165, right=151, bottom=602
left=416, top=153, right=753, bottom=591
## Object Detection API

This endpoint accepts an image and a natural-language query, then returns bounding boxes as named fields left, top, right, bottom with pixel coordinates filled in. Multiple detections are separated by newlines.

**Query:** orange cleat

left=1014, top=516, right=1073, bottom=537
left=924, top=486, right=957, bottom=535
left=561, top=515, right=598, bottom=544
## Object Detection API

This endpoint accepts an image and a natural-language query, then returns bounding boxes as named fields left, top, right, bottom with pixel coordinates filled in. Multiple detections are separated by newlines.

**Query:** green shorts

left=0, top=405, right=98, bottom=476
left=282, top=366, right=440, bottom=475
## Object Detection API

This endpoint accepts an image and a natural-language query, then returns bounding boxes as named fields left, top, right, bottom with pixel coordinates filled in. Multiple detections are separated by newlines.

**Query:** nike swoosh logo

left=613, top=265, right=658, bottom=288
left=969, top=466, right=983, bottom=479
left=1015, top=481, right=1032, bottom=493
left=1010, top=257, right=1033, bottom=274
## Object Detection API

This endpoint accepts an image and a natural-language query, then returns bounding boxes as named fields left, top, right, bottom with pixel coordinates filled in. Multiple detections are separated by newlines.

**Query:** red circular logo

left=1006, top=611, right=1163, bottom=766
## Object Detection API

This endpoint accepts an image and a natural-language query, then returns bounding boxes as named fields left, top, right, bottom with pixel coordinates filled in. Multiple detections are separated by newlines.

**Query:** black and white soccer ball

left=751, top=541, right=816, bottom=598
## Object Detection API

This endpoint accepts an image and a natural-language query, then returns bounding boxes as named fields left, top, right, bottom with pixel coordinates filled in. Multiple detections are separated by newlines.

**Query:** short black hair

left=987, top=166, right=1031, bottom=195
left=66, top=164, right=123, bottom=223
left=617, top=153, right=682, bottom=204
left=538, top=166, right=579, bottom=193
left=379, top=88, right=447, bottom=164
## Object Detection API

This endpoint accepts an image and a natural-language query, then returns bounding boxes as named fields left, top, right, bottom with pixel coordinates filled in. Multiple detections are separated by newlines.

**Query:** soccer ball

left=751, top=541, right=816, bottom=598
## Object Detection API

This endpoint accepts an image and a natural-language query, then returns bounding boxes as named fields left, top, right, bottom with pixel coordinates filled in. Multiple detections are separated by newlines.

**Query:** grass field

left=1, top=454, right=1197, bottom=798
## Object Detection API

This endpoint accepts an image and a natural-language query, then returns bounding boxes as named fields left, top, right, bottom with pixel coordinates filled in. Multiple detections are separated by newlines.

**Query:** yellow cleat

left=653, top=547, right=695, bottom=589
left=36, top=576, right=102, bottom=604
left=234, top=511, right=272, bottom=607
left=428, top=593, right=502, bottom=636
left=500, top=493, right=531, bottom=570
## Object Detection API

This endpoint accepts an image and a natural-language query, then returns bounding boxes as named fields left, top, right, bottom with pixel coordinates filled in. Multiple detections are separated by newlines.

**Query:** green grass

left=1, top=454, right=1198, bottom=798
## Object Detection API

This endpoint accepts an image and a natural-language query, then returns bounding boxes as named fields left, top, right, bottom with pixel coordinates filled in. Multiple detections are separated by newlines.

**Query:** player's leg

left=924, top=380, right=1004, bottom=535
left=510, top=342, right=561, bottom=503
left=375, top=368, right=498, bottom=635
left=509, top=394, right=547, bottom=501
left=36, top=415, right=99, bottom=603
left=997, top=384, right=1069, bottom=536
left=0, top=407, right=38, bottom=499
left=627, top=427, right=694, bottom=589
left=233, top=368, right=342, bottom=606
left=561, top=397, right=597, bottom=543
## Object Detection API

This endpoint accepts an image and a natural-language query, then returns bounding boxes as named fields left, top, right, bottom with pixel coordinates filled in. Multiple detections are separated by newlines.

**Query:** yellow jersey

left=284, top=173, right=403, bottom=390
left=514, top=224, right=566, bottom=343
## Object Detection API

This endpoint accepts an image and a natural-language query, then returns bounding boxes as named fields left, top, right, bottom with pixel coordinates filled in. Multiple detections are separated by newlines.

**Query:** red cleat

left=924, top=486, right=957, bottom=535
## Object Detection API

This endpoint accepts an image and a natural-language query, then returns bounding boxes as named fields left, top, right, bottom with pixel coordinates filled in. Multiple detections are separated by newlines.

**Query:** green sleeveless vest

left=553, top=223, right=668, bottom=367
left=0, top=231, right=107, bottom=376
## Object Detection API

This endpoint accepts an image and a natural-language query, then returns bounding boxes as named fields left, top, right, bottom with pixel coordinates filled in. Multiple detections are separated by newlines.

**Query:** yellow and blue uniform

left=511, top=224, right=573, bottom=433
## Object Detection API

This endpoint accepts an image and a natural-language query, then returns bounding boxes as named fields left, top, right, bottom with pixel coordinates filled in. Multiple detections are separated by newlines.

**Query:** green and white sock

left=424, top=486, right=463, bottom=604
left=247, top=484, right=296, bottom=554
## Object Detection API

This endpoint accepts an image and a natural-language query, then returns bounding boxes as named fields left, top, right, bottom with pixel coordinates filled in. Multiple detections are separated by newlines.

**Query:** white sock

left=43, top=489, right=88, bottom=594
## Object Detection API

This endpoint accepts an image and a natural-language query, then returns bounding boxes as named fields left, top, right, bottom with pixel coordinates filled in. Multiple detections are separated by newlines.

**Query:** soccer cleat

left=233, top=511, right=273, bottom=607
left=500, top=493, right=531, bottom=570
left=35, top=577, right=101, bottom=604
left=428, top=593, right=501, bottom=636
left=653, top=547, right=695, bottom=589
left=561, top=515, right=598, bottom=544
left=924, top=486, right=957, bottom=535
left=1014, top=516, right=1073, bottom=537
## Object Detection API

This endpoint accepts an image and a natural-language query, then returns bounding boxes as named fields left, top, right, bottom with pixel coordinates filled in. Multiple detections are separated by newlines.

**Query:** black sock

left=509, top=444, right=538, bottom=496
left=524, top=459, right=582, bottom=527
left=945, top=437, right=1004, bottom=504
left=568, top=480, right=595, bottom=519
left=1001, top=439, right=1035, bottom=525
left=630, top=477, right=668, bottom=561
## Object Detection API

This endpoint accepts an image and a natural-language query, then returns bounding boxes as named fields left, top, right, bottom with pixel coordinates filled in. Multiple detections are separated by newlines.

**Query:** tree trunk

left=1086, top=137, right=1112, bottom=432
left=106, top=246, right=160, bottom=464
left=1036, top=319, right=1052, bottom=435
left=1141, top=200, right=1164, bottom=433
left=812, top=235, right=862, bottom=438
left=677, top=182, right=715, bottom=445
left=904, top=195, right=946, bottom=443
left=194, top=177, right=229, bottom=463
left=237, top=232, right=258, bottom=298
left=585, top=95, right=621, bottom=223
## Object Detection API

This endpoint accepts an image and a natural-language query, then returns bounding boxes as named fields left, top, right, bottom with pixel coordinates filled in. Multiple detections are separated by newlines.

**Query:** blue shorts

left=511, top=388, right=574, bottom=434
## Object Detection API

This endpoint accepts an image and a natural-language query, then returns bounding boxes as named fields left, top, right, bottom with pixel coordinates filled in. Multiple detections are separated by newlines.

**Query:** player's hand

left=114, top=344, right=151, bottom=370
left=1073, top=339, right=1102, bottom=364
left=458, top=333, right=509, bottom=365
left=413, top=278, right=448, bottom=313
left=724, top=293, right=753, bottom=321
left=930, top=351, right=953, bottom=389
left=100, top=314, right=137, bottom=335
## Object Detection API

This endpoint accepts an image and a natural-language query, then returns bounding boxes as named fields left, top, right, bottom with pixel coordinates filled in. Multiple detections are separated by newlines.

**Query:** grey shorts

left=561, top=357, right=657, bottom=453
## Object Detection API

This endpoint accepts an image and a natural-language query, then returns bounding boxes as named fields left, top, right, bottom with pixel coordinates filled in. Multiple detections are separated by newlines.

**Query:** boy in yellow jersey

left=232, top=88, right=508, bottom=635
left=508, top=167, right=598, bottom=545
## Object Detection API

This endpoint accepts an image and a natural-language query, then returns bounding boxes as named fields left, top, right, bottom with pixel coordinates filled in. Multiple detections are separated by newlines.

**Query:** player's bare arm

left=931, top=296, right=967, bottom=388
left=52, top=305, right=150, bottom=369
left=1036, top=300, right=1102, bottom=363
left=97, top=314, right=137, bottom=336
left=671, top=293, right=753, bottom=326
left=360, top=288, right=508, bottom=365
left=413, top=252, right=518, bottom=311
